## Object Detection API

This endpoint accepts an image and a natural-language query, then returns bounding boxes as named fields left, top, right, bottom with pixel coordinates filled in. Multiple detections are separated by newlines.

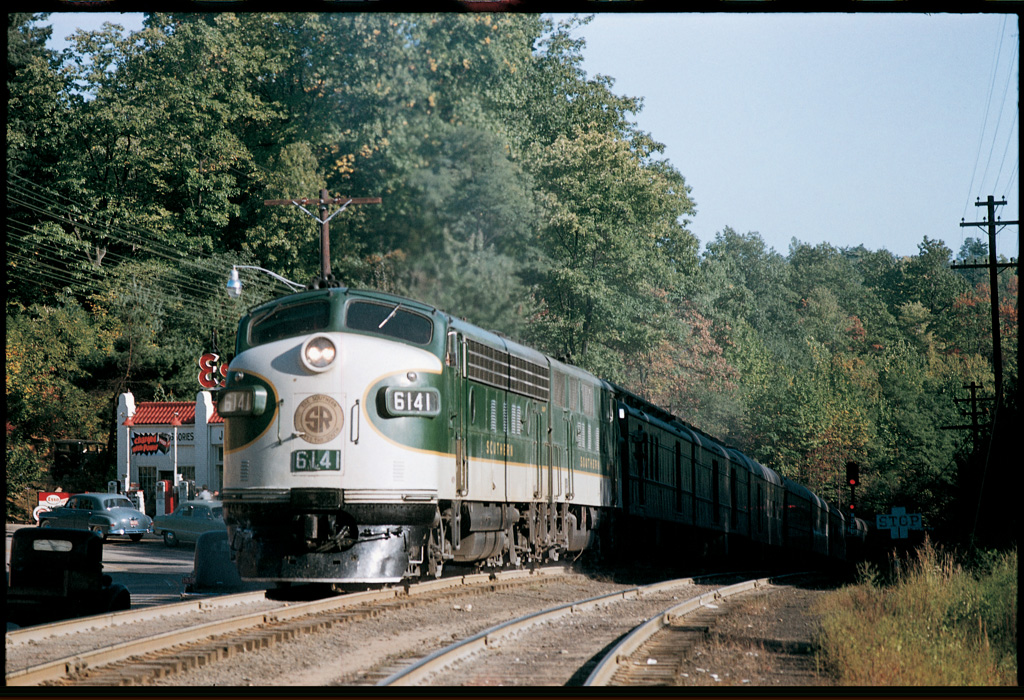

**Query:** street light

left=122, top=416, right=134, bottom=496
left=226, top=265, right=304, bottom=298
left=171, top=412, right=181, bottom=489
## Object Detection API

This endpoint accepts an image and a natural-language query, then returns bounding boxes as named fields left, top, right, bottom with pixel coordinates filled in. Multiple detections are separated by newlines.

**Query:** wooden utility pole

left=941, top=381, right=993, bottom=451
left=955, top=196, right=1018, bottom=408
left=264, top=190, right=381, bottom=288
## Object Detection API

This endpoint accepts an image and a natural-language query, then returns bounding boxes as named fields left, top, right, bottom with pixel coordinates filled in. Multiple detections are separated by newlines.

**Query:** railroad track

left=379, top=573, right=815, bottom=687
left=6, top=566, right=572, bottom=687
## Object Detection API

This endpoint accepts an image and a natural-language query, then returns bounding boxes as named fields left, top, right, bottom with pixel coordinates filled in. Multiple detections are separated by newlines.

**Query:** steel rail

left=6, top=566, right=570, bottom=687
left=377, top=575, right=702, bottom=686
left=584, top=571, right=816, bottom=686
left=5, top=591, right=269, bottom=646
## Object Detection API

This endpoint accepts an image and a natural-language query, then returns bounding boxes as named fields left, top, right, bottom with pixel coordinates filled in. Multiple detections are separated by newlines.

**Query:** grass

left=815, top=538, right=1017, bottom=686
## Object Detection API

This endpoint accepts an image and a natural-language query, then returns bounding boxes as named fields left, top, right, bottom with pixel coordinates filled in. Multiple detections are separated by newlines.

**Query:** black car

left=7, top=528, right=131, bottom=626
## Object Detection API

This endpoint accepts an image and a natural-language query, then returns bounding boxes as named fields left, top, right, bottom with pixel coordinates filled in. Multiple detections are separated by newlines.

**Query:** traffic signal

left=846, top=461, right=859, bottom=487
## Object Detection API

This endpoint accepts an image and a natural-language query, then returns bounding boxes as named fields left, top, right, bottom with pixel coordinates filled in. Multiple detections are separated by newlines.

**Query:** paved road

left=6, top=523, right=201, bottom=608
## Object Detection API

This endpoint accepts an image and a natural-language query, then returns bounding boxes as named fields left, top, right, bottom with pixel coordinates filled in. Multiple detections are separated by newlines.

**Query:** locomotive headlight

left=301, top=335, right=337, bottom=372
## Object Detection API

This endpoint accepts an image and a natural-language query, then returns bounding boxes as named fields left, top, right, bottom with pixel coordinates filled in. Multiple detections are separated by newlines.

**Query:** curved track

left=379, top=573, right=819, bottom=687
left=379, top=574, right=749, bottom=686
left=585, top=576, right=777, bottom=685
left=6, top=567, right=570, bottom=686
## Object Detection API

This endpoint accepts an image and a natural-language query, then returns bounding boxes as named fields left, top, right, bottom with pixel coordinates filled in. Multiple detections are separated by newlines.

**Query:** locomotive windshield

left=249, top=299, right=331, bottom=346
left=345, top=300, right=433, bottom=345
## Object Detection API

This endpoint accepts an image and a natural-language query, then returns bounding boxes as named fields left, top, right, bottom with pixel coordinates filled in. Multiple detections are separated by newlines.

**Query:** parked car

left=37, top=493, right=153, bottom=542
left=7, top=528, right=131, bottom=626
left=153, top=500, right=226, bottom=546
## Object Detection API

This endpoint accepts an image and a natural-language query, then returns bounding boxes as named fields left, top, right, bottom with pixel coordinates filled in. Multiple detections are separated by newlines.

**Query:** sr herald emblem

left=294, top=394, right=343, bottom=444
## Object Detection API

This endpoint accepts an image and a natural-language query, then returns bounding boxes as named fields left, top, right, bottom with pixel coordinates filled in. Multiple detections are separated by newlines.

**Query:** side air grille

left=466, top=339, right=508, bottom=390
left=510, top=354, right=550, bottom=402
left=465, top=338, right=550, bottom=402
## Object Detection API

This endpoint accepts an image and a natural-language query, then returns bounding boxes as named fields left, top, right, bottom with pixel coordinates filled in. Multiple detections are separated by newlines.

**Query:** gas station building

left=115, top=392, right=224, bottom=516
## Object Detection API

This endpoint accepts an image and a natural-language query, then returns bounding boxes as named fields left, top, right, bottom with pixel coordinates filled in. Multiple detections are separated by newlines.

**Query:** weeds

left=815, top=538, right=1017, bottom=685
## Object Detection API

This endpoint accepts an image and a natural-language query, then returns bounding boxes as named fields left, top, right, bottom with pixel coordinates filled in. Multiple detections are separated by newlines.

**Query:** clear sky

left=43, top=11, right=1020, bottom=261
left=572, top=13, right=1019, bottom=261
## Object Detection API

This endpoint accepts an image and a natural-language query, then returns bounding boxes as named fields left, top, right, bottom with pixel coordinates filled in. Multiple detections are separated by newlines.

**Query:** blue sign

left=876, top=506, right=923, bottom=539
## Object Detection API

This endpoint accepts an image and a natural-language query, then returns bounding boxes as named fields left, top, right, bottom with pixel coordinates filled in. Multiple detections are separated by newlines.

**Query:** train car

left=781, top=477, right=831, bottom=559
left=220, top=284, right=867, bottom=586
left=726, top=447, right=784, bottom=557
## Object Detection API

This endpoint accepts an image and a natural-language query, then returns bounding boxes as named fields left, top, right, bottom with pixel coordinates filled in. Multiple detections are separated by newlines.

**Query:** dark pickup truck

left=7, top=528, right=130, bottom=627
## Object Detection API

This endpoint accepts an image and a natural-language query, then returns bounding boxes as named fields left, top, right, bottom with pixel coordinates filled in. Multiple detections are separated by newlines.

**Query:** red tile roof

left=130, top=401, right=223, bottom=425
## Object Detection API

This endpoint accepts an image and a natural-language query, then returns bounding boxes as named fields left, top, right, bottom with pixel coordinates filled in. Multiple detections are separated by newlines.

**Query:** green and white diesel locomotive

left=220, top=286, right=611, bottom=583
left=220, top=286, right=867, bottom=586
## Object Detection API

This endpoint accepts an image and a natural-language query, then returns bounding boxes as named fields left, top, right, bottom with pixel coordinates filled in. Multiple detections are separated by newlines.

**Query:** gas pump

left=107, top=480, right=121, bottom=494
left=156, top=480, right=176, bottom=516
left=177, top=480, right=195, bottom=506
left=129, top=484, right=146, bottom=515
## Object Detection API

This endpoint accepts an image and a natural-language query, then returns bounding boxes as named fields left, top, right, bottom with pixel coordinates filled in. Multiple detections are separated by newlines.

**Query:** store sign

left=131, top=431, right=195, bottom=455
left=33, top=491, right=70, bottom=523
left=199, top=352, right=229, bottom=389
left=132, top=433, right=172, bottom=455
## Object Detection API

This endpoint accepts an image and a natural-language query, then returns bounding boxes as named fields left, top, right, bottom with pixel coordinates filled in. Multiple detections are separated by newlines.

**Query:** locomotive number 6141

left=383, top=387, right=441, bottom=417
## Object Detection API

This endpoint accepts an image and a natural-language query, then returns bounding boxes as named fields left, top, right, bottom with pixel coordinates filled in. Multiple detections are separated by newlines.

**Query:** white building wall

left=116, top=391, right=219, bottom=507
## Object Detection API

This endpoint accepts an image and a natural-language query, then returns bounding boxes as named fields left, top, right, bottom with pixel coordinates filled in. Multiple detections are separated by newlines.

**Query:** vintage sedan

left=153, top=500, right=226, bottom=546
left=7, top=528, right=131, bottom=626
left=37, top=493, right=153, bottom=542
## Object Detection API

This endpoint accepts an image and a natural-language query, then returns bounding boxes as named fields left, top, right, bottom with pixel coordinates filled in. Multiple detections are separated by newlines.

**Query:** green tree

left=701, top=228, right=799, bottom=353
left=6, top=302, right=107, bottom=514
left=6, top=302, right=103, bottom=440
left=7, top=13, right=60, bottom=179
left=869, top=339, right=964, bottom=528
left=621, top=300, right=743, bottom=440
left=525, top=126, right=697, bottom=377
left=241, top=141, right=328, bottom=284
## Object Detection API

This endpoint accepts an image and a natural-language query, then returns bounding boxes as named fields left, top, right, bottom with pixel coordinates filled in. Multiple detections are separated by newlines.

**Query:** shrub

left=816, top=539, right=1017, bottom=685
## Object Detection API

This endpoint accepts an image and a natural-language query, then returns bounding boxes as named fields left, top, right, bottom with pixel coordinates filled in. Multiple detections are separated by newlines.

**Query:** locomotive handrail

left=350, top=399, right=360, bottom=444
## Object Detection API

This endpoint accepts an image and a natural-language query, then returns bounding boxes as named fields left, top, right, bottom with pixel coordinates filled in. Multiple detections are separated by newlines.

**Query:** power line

left=4, top=181, right=298, bottom=330
left=993, top=109, right=1019, bottom=195
left=5, top=222, right=236, bottom=310
left=956, top=196, right=1019, bottom=409
left=977, top=38, right=1019, bottom=196
left=962, top=16, right=1008, bottom=222
left=5, top=174, right=300, bottom=303
left=6, top=176, right=232, bottom=278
